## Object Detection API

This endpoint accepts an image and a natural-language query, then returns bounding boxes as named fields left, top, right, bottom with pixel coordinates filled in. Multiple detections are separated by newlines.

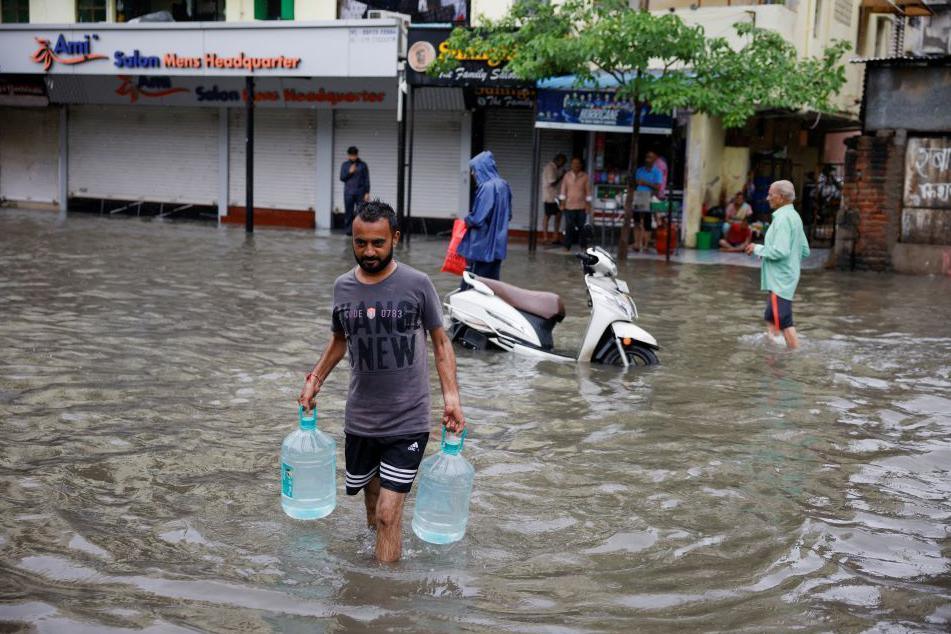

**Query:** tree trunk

left=617, top=97, right=642, bottom=261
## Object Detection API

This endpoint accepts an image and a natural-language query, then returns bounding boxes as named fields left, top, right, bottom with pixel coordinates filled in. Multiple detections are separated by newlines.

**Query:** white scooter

left=445, top=247, right=659, bottom=366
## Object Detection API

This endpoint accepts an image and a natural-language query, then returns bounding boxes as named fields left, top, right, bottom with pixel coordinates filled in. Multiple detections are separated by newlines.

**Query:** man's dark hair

left=356, top=199, right=398, bottom=232
left=555, top=153, right=567, bottom=162
left=347, top=146, right=359, bottom=155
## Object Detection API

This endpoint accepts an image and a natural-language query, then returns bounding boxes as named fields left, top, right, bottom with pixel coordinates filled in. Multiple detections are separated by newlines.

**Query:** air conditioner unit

left=367, top=10, right=411, bottom=26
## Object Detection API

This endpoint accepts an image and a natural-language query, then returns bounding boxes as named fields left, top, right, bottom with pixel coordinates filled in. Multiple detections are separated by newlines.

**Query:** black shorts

left=764, top=292, right=794, bottom=330
left=639, top=212, right=653, bottom=230
left=344, top=432, right=429, bottom=495
left=544, top=202, right=561, bottom=217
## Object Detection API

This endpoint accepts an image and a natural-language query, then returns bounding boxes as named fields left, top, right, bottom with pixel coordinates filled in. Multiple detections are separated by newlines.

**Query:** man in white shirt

left=540, top=154, right=567, bottom=244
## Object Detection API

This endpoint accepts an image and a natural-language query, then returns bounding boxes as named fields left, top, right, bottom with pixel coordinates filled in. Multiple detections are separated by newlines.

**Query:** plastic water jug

left=412, top=428, right=474, bottom=544
left=281, top=405, right=336, bottom=520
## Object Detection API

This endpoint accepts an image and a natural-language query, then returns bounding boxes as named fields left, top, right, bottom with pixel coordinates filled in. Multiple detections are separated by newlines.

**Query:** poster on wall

left=535, top=89, right=672, bottom=134
left=338, top=0, right=467, bottom=24
left=904, top=136, right=951, bottom=209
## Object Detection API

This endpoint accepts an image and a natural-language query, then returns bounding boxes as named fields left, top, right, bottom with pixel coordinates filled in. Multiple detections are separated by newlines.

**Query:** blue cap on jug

left=441, top=427, right=467, bottom=455
left=298, top=404, right=317, bottom=431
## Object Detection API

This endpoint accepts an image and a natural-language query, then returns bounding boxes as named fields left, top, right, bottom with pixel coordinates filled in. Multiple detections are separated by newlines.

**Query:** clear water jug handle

left=298, top=404, right=317, bottom=429
left=441, top=426, right=467, bottom=452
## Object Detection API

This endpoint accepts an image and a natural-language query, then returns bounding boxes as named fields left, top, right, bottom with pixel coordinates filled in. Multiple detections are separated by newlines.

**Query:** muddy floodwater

left=1, top=208, right=950, bottom=632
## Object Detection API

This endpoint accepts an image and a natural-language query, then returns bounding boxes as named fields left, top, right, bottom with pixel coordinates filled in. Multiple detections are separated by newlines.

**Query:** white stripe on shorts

left=380, top=465, right=417, bottom=484
left=345, top=467, right=378, bottom=487
left=380, top=462, right=417, bottom=475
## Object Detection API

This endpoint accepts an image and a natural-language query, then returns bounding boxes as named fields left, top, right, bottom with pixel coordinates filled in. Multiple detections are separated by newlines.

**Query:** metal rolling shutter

left=0, top=107, right=59, bottom=204
left=483, top=109, right=535, bottom=230
left=229, top=109, right=316, bottom=211
left=332, top=110, right=398, bottom=214
left=409, top=110, right=463, bottom=219
left=68, top=105, right=217, bottom=204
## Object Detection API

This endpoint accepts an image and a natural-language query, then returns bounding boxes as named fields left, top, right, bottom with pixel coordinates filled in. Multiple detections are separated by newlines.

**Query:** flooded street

left=1, top=208, right=950, bottom=632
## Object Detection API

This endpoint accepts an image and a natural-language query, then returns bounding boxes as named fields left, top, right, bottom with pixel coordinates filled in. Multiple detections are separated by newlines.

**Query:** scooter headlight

left=612, top=294, right=634, bottom=319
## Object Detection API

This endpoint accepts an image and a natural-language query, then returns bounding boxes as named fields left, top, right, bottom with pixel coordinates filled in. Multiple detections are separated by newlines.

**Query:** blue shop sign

left=535, top=89, right=672, bottom=134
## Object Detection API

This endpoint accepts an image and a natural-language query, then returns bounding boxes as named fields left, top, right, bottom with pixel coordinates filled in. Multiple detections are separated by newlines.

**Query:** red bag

left=441, top=218, right=467, bottom=276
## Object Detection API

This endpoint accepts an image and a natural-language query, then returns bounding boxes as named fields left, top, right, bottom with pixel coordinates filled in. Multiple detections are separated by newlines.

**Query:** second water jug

left=281, top=405, right=336, bottom=520
left=412, top=428, right=474, bottom=544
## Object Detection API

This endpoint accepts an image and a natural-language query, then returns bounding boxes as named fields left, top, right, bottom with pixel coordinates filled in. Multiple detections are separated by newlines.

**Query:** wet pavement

left=1, top=208, right=950, bottom=632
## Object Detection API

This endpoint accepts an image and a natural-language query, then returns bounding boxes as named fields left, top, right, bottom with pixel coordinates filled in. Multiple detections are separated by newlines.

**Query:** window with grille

left=78, top=0, right=107, bottom=22
left=1, top=0, right=30, bottom=23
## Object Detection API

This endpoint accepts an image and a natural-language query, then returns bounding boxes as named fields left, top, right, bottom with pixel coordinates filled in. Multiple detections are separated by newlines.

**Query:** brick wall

left=834, top=131, right=905, bottom=271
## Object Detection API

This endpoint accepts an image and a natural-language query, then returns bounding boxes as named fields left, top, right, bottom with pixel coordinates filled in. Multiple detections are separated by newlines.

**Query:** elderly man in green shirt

left=745, top=180, right=810, bottom=349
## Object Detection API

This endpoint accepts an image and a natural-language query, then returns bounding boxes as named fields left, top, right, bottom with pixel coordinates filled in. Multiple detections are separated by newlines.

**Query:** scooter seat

left=475, top=276, right=566, bottom=322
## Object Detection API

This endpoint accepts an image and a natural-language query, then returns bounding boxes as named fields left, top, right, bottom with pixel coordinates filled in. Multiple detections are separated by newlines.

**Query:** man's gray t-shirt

left=331, top=263, right=444, bottom=437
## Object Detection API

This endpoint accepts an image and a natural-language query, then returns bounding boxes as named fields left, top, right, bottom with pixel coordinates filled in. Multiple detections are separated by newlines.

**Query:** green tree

left=433, top=0, right=849, bottom=259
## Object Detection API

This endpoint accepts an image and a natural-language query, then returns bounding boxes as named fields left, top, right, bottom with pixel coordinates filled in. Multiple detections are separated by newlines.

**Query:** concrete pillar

left=218, top=108, right=229, bottom=219
left=315, top=109, right=334, bottom=231
left=458, top=110, right=472, bottom=218
left=58, top=106, right=68, bottom=213
left=683, top=113, right=725, bottom=247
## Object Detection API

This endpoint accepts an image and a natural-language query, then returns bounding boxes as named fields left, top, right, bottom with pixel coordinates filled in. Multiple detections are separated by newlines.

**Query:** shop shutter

left=229, top=109, right=317, bottom=211
left=483, top=109, right=535, bottom=230
left=68, top=105, right=217, bottom=204
left=409, top=110, right=464, bottom=219
left=0, top=107, right=59, bottom=204
left=332, top=110, right=398, bottom=215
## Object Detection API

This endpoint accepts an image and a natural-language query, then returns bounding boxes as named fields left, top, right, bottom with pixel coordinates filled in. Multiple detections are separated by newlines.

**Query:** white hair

left=773, top=180, right=796, bottom=202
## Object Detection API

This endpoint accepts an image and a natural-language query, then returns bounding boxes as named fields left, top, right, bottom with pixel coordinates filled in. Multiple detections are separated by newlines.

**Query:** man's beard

left=354, top=248, right=393, bottom=273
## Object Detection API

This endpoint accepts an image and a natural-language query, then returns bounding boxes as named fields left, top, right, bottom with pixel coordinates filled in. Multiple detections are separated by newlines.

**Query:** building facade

left=2, top=0, right=939, bottom=246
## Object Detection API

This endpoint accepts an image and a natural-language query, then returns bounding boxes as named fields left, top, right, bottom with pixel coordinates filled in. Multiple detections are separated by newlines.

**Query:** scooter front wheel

left=601, top=344, right=659, bottom=367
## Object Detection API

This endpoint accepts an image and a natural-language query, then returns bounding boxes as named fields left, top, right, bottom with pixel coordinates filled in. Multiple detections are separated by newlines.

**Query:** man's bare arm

left=298, top=331, right=347, bottom=410
left=430, top=327, right=465, bottom=433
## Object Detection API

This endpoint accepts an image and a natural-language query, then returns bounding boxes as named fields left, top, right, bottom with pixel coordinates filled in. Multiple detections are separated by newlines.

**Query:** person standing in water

left=458, top=150, right=512, bottom=282
left=298, top=201, right=465, bottom=562
left=745, top=180, right=810, bottom=349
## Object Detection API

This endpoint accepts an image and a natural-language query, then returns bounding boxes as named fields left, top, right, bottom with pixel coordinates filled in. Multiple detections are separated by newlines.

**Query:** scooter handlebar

left=575, top=252, right=599, bottom=266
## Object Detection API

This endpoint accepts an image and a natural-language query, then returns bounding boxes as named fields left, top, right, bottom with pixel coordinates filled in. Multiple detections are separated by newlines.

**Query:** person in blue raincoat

left=458, top=151, right=512, bottom=282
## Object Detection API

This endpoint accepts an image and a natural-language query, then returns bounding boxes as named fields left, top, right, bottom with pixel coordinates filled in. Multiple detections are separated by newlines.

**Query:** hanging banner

left=44, top=75, right=396, bottom=109
left=535, top=88, right=672, bottom=134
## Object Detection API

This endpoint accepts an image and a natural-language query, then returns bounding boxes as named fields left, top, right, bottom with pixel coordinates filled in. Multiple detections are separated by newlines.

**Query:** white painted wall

left=225, top=0, right=336, bottom=21
left=27, top=0, right=75, bottom=23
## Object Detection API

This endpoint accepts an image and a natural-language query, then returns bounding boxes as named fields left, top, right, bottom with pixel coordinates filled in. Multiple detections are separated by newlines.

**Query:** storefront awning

left=536, top=70, right=666, bottom=91
left=860, top=0, right=934, bottom=17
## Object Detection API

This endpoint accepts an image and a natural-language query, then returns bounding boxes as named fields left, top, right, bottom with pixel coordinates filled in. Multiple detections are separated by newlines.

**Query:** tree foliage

left=432, top=0, right=850, bottom=127
left=432, top=0, right=850, bottom=258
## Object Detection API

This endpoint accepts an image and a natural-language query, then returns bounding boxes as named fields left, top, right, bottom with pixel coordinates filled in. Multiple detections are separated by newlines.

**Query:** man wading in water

left=298, top=201, right=466, bottom=562
left=746, top=180, right=810, bottom=349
